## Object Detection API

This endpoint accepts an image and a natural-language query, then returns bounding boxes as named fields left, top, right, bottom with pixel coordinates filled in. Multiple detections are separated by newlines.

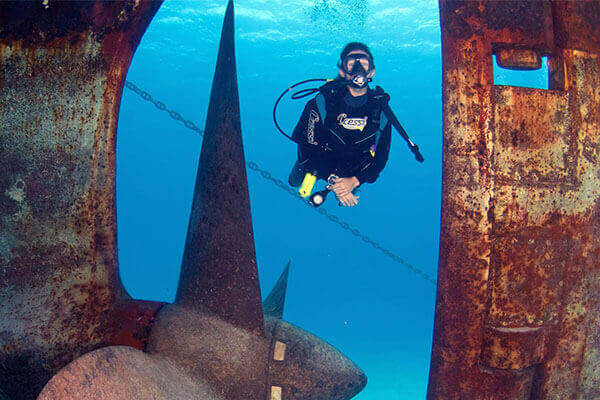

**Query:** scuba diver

left=274, top=42, right=423, bottom=207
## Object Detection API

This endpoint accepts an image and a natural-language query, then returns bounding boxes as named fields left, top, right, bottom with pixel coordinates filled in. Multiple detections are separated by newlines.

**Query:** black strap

left=313, top=81, right=423, bottom=162
left=380, top=101, right=424, bottom=163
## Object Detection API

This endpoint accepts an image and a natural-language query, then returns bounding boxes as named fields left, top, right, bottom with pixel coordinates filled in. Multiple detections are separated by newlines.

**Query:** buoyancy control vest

left=314, top=81, right=390, bottom=160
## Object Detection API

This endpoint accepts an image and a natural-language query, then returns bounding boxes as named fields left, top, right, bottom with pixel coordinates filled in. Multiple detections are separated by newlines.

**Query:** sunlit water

left=116, top=1, right=547, bottom=398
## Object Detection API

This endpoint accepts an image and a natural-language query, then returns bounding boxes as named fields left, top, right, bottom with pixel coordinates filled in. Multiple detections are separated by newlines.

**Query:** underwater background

left=116, top=1, right=548, bottom=398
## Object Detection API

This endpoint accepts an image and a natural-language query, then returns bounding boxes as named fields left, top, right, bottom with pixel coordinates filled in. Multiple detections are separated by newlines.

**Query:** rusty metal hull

left=429, top=1, right=600, bottom=399
left=0, top=1, right=163, bottom=399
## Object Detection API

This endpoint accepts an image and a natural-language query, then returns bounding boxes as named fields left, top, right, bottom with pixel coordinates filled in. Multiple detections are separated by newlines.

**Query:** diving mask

left=339, top=53, right=374, bottom=88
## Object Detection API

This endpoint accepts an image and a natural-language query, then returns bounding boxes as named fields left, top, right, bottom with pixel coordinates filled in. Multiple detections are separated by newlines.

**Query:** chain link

left=123, top=80, right=436, bottom=285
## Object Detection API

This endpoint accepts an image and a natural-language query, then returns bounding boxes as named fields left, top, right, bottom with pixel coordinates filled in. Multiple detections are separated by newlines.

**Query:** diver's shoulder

left=318, top=78, right=344, bottom=97
left=370, top=85, right=390, bottom=103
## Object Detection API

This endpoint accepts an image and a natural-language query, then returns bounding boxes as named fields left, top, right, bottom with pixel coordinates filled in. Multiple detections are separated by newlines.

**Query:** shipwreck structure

left=0, top=1, right=366, bottom=399
left=0, top=1, right=165, bottom=397
left=429, top=1, right=600, bottom=399
left=4, top=0, right=600, bottom=399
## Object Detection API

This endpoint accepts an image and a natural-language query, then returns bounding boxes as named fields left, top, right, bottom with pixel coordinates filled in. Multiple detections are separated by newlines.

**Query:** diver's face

left=339, top=50, right=375, bottom=82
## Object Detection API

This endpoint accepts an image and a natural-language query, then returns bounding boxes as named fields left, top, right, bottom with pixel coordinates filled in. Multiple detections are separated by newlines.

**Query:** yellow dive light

left=298, top=173, right=317, bottom=198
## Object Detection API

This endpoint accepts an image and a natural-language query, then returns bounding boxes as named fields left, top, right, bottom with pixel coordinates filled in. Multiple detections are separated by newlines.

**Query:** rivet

left=273, top=340, right=286, bottom=361
left=270, top=386, right=282, bottom=400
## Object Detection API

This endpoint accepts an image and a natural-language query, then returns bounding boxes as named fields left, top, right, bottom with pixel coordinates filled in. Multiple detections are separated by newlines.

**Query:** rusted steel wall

left=0, top=2, right=163, bottom=399
left=429, top=1, right=600, bottom=399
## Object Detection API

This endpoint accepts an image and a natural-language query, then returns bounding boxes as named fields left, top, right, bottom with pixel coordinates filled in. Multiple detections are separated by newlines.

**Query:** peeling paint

left=429, top=1, right=600, bottom=399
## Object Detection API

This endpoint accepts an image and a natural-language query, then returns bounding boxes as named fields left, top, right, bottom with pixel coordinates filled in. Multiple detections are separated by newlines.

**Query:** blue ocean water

left=494, top=55, right=549, bottom=89
left=116, top=1, right=441, bottom=398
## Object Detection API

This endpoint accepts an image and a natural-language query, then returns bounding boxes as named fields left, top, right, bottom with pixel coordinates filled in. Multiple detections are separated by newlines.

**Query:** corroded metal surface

left=263, top=261, right=290, bottom=319
left=174, top=0, right=265, bottom=336
left=37, top=346, right=221, bottom=400
left=2, top=1, right=367, bottom=399
left=264, top=317, right=367, bottom=400
left=37, top=261, right=367, bottom=400
left=149, top=305, right=271, bottom=399
left=429, top=1, right=600, bottom=399
left=262, top=266, right=367, bottom=400
left=0, top=1, right=163, bottom=399
left=148, top=265, right=366, bottom=400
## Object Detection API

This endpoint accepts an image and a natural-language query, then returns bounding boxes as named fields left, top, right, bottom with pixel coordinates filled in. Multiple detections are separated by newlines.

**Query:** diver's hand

left=331, top=176, right=360, bottom=197
left=336, top=192, right=360, bottom=207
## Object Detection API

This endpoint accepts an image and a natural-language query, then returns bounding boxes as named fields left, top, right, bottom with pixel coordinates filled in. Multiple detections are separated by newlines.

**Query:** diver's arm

left=291, top=99, right=324, bottom=150
left=354, top=122, right=392, bottom=184
left=291, top=98, right=330, bottom=173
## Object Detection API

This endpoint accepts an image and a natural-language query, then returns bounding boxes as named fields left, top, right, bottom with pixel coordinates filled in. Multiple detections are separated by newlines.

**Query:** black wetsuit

left=288, top=82, right=392, bottom=187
